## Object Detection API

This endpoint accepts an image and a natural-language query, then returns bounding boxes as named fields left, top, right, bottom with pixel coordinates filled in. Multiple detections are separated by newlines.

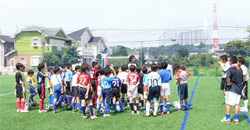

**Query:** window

left=10, top=59, right=15, bottom=67
left=20, top=57, right=26, bottom=65
left=6, top=45, right=12, bottom=52
left=30, top=38, right=41, bottom=47
left=30, top=56, right=42, bottom=66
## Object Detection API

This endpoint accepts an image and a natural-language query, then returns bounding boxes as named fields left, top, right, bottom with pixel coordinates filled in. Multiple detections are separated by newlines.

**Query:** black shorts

left=16, top=84, right=25, bottom=98
left=72, top=86, right=79, bottom=97
left=241, top=81, right=248, bottom=100
left=91, top=80, right=96, bottom=91
left=111, top=87, right=120, bottom=100
left=37, top=83, right=45, bottom=99
left=147, top=86, right=160, bottom=101
left=138, top=85, right=144, bottom=95
left=121, top=84, right=127, bottom=93
left=178, top=83, right=188, bottom=100
left=66, top=81, right=71, bottom=96
left=220, top=78, right=227, bottom=91
left=79, top=88, right=91, bottom=100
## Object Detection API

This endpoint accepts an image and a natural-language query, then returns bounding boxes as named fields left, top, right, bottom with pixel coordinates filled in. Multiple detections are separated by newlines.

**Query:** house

left=6, top=26, right=72, bottom=68
left=0, top=35, right=14, bottom=71
left=68, top=27, right=107, bottom=65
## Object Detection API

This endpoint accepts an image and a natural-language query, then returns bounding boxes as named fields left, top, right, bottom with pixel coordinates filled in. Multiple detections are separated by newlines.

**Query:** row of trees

left=43, top=46, right=80, bottom=66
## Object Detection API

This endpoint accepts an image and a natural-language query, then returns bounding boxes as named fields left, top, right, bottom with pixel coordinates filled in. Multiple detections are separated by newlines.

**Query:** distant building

left=128, top=51, right=150, bottom=60
left=0, top=35, right=14, bottom=71
left=189, top=48, right=208, bottom=56
left=68, top=27, right=107, bottom=65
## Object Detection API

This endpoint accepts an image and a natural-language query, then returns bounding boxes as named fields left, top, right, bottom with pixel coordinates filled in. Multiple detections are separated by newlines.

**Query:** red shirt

left=97, top=75, right=103, bottom=87
left=126, top=72, right=140, bottom=86
left=77, top=73, right=91, bottom=86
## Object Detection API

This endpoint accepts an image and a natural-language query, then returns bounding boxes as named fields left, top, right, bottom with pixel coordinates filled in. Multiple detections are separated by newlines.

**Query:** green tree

left=111, top=46, right=128, bottom=56
left=224, top=40, right=250, bottom=57
left=177, top=47, right=189, bottom=58
left=62, top=46, right=80, bottom=64
left=96, top=54, right=102, bottom=63
left=43, top=52, right=60, bottom=66
left=157, top=55, right=166, bottom=63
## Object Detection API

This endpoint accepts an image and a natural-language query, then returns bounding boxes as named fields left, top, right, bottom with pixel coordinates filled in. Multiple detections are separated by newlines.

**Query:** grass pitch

left=0, top=75, right=249, bottom=130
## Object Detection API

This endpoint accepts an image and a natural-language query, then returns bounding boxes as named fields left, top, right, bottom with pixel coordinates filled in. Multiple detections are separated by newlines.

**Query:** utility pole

left=141, top=42, right=143, bottom=66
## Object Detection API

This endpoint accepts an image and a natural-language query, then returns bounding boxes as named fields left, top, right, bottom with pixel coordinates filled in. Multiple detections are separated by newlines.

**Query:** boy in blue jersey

left=37, top=63, right=48, bottom=113
left=111, top=66, right=124, bottom=113
left=47, top=67, right=53, bottom=108
left=144, top=64, right=162, bottom=117
left=158, top=62, right=172, bottom=115
left=27, top=70, right=37, bottom=104
left=65, top=64, right=73, bottom=105
left=101, top=66, right=117, bottom=117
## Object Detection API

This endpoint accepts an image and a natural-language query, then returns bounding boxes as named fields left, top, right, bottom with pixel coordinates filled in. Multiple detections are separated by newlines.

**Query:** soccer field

left=0, top=76, right=249, bottom=130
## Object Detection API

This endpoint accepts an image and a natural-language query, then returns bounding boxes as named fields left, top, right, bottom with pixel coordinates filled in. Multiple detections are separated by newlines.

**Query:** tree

left=247, top=26, right=250, bottom=42
left=224, top=40, right=250, bottom=57
left=157, top=55, right=166, bottom=63
left=62, top=46, right=80, bottom=64
left=43, top=52, right=60, bottom=66
left=96, top=54, right=102, bottom=62
left=111, top=46, right=128, bottom=56
left=177, top=47, right=189, bottom=58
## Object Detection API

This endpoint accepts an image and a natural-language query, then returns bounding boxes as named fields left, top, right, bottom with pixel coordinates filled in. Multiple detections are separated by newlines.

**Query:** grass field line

left=215, top=77, right=250, bottom=124
left=0, top=92, right=14, bottom=96
left=180, top=77, right=200, bottom=130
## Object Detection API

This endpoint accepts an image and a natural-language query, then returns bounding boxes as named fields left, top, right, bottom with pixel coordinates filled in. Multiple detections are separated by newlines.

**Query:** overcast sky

left=0, top=0, right=249, bottom=47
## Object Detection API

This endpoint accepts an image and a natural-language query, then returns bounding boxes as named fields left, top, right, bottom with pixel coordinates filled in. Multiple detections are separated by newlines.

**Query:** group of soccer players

left=219, top=55, right=249, bottom=124
left=14, top=55, right=191, bottom=119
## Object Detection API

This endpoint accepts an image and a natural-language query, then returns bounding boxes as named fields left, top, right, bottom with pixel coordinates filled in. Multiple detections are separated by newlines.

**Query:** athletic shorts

left=121, top=84, right=127, bottom=93
left=161, top=83, right=170, bottom=97
left=220, top=78, right=227, bottom=91
left=225, top=91, right=241, bottom=106
left=111, top=87, right=120, bottom=100
left=79, top=88, right=91, bottom=101
left=102, top=88, right=112, bottom=104
left=138, top=85, right=144, bottom=95
left=97, top=86, right=102, bottom=97
left=241, top=81, right=248, bottom=100
left=147, top=86, right=160, bottom=101
left=128, top=85, right=138, bottom=98
left=16, top=84, right=25, bottom=99
left=53, top=84, right=61, bottom=99
left=72, top=86, right=79, bottom=97
left=178, top=83, right=188, bottom=100
left=91, top=80, right=96, bottom=91
left=28, top=86, right=36, bottom=95
left=48, top=88, right=53, bottom=95
left=37, top=83, right=46, bottom=99
left=66, top=81, right=71, bottom=96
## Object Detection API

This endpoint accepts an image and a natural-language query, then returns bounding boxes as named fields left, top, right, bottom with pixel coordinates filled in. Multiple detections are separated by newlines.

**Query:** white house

left=0, top=35, right=14, bottom=72
left=68, top=27, right=107, bottom=65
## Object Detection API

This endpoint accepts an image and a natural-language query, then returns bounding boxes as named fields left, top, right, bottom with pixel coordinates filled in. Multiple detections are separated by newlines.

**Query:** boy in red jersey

left=77, top=63, right=97, bottom=120
left=89, top=62, right=99, bottom=106
left=126, top=65, right=140, bottom=114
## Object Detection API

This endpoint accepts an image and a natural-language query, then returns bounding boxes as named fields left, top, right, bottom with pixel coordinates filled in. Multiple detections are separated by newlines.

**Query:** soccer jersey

left=89, top=68, right=98, bottom=80
left=47, top=73, right=52, bottom=88
left=112, top=77, right=122, bottom=88
left=159, top=69, right=171, bottom=83
left=127, top=63, right=137, bottom=69
left=97, top=75, right=104, bottom=87
left=138, top=73, right=144, bottom=87
left=101, top=76, right=115, bottom=89
left=60, top=73, right=66, bottom=82
left=241, top=65, right=249, bottom=81
left=143, top=74, right=147, bottom=85
left=51, top=74, right=62, bottom=85
left=226, top=64, right=243, bottom=95
left=118, top=71, right=128, bottom=84
left=145, top=72, right=162, bottom=88
left=221, top=62, right=230, bottom=78
left=65, top=70, right=72, bottom=82
left=27, top=76, right=35, bottom=87
left=72, top=73, right=79, bottom=87
left=126, top=72, right=140, bottom=86
left=176, top=70, right=190, bottom=84
left=77, top=73, right=91, bottom=86
left=37, top=71, right=45, bottom=84
left=15, top=71, right=24, bottom=85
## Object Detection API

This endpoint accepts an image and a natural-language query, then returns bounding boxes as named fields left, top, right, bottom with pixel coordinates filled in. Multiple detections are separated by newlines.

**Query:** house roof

left=88, top=37, right=101, bottom=43
left=189, top=48, right=207, bottom=53
left=0, top=35, right=14, bottom=43
left=67, top=28, right=87, bottom=41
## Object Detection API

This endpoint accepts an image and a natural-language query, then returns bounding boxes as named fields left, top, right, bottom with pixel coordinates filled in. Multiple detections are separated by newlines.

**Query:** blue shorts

left=178, top=83, right=188, bottom=100
left=28, top=86, right=36, bottom=95
left=102, top=89, right=112, bottom=104
left=53, top=84, right=61, bottom=99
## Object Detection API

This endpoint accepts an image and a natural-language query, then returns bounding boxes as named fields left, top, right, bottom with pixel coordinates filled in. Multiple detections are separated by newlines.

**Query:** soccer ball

left=163, top=107, right=167, bottom=113
left=66, top=104, right=72, bottom=110
left=25, top=103, right=31, bottom=110
left=134, top=106, right=137, bottom=111
left=31, top=100, right=37, bottom=106
left=45, top=104, right=51, bottom=111
left=173, top=101, right=180, bottom=109
left=99, top=108, right=104, bottom=113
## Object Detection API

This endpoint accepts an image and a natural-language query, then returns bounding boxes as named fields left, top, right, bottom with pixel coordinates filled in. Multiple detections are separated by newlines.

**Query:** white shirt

left=241, top=65, right=249, bottom=81
left=118, top=71, right=128, bottom=84
left=221, top=62, right=230, bottom=78
left=72, top=73, right=79, bottom=87
left=145, top=72, right=162, bottom=88
left=51, top=74, right=62, bottom=86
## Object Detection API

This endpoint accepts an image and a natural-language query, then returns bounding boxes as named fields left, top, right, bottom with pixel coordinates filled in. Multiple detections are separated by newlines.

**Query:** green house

left=6, top=26, right=72, bottom=68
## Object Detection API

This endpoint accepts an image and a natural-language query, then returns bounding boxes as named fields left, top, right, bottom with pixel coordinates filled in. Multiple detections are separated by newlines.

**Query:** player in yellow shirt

left=27, top=70, right=37, bottom=104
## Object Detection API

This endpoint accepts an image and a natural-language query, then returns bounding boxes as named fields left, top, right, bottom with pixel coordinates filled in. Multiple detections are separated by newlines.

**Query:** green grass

left=0, top=76, right=249, bottom=130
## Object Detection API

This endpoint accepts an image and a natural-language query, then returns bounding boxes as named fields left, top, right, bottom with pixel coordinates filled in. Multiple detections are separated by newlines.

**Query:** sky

left=0, top=0, right=249, bottom=47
